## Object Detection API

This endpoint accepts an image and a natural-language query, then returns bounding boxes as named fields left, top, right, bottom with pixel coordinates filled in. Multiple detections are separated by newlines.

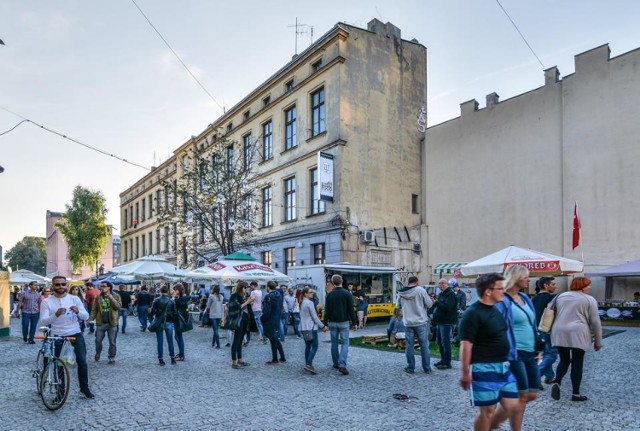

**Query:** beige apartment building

left=424, top=44, right=640, bottom=299
left=120, top=19, right=427, bottom=277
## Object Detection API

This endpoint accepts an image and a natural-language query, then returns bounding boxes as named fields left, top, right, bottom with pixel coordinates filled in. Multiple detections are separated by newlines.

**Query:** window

left=262, top=251, right=272, bottom=267
left=263, top=96, right=271, bottom=107
left=164, top=188, right=169, bottom=211
left=148, top=232, right=152, bottom=256
left=135, top=203, right=139, bottom=226
left=241, top=195, right=252, bottom=230
left=312, top=243, right=326, bottom=264
left=284, top=247, right=296, bottom=274
left=226, top=122, right=233, bottom=133
left=124, top=209, right=128, bottom=229
left=199, top=222, right=205, bottom=243
left=243, top=133, right=252, bottom=170
left=129, top=239, right=133, bottom=260
left=243, top=110, right=250, bottom=122
left=262, top=120, right=273, bottom=161
left=164, top=226, right=170, bottom=253
left=156, top=229, right=161, bottom=254
left=284, top=177, right=296, bottom=221
left=156, top=190, right=162, bottom=212
left=285, top=79, right=294, bottom=91
left=129, top=205, right=133, bottom=226
left=181, top=241, right=187, bottom=265
left=172, top=223, right=178, bottom=253
left=262, top=186, right=272, bottom=227
left=226, top=144, right=234, bottom=172
left=412, top=194, right=419, bottom=214
left=311, top=87, right=326, bottom=136
left=312, top=59, right=322, bottom=72
left=124, top=241, right=128, bottom=262
left=285, top=105, right=297, bottom=150
left=148, top=193, right=153, bottom=217
left=182, top=154, right=189, bottom=174
left=309, top=168, right=325, bottom=215
left=141, top=198, right=146, bottom=221
left=135, top=236, right=139, bottom=259
left=199, top=162, right=206, bottom=192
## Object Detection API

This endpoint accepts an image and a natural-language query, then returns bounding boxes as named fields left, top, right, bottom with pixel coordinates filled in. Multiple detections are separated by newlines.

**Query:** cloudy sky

left=1, top=0, right=640, bottom=255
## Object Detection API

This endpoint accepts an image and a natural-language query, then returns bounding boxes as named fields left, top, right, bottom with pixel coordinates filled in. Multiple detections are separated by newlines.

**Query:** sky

left=2, top=0, right=640, bottom=255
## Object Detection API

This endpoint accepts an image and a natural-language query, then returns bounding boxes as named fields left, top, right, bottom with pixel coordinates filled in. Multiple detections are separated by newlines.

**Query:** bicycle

left=33, top=327, right=74, bottom=410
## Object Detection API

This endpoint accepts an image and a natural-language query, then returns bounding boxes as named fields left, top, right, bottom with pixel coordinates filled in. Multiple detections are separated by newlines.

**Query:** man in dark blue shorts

left=459, top=273, right=519, bottom=431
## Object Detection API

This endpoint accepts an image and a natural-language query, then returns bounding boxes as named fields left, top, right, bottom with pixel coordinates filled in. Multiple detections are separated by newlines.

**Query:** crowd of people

left=11, top=266, right=605, bottom=429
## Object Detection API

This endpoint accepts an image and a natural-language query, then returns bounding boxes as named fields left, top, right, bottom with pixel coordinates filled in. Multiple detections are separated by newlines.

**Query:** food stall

left=586, top=259, right=640, bottom=322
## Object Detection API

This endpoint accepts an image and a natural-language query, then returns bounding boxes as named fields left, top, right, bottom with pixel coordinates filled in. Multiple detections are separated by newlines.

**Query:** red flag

left=572, top=202, right=581, bottom=250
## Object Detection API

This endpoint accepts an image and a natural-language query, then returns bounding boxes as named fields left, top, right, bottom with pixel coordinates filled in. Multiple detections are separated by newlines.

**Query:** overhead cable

left=495, top=0, right=545, bottom=69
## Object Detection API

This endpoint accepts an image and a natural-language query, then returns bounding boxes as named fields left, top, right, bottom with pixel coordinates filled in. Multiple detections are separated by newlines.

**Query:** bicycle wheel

left=39, top=358, right=70, bottom=410
left=34, top=349, right=46, bottom=394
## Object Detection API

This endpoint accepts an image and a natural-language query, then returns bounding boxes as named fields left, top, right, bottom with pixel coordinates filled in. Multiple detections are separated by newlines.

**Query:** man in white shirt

left=249, top=282, right=267, bottom=344
left=40, top=275, right=94, bottom=399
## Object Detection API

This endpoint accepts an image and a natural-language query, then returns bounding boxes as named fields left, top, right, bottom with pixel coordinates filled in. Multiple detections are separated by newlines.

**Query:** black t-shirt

left=118, top=290, right=132, bottom=308
left=459, top=302, right=509, bottom=363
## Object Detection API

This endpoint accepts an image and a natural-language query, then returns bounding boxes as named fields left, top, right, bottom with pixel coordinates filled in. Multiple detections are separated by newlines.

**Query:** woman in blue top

left=492, top=265, right=540, bottom=431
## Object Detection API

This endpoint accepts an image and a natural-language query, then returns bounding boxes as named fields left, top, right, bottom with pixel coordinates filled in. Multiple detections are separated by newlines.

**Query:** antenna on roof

left=287, top=18, right=313, bottom=55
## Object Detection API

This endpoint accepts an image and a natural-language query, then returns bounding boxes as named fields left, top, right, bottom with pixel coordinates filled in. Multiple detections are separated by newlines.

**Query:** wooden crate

left=362, top=333, right=389, bottom=345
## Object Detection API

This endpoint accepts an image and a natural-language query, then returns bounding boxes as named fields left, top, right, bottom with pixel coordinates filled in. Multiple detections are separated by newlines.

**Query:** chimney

left=367, top=19, right=401, bottom=40
left=544, top=66, right=560, bottom=85
left=486, top=92, right=500, bottom=109
left=460, top=99, right=479, bottom=116
left=575, top=44, right=610, bottom=74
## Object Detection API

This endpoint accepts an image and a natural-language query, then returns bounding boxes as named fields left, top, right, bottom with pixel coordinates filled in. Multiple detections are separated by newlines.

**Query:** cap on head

left=448, top=279, right=459, bottom=288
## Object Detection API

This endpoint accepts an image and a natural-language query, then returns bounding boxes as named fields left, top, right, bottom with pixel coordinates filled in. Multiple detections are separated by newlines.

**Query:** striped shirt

left=21, top=290, right=41, bottom=314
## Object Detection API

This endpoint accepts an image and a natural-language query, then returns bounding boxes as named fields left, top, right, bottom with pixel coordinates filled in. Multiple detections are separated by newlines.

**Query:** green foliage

left=5, top=236, right=47, bottom=274
left=56, top=185, right=109, bottom=273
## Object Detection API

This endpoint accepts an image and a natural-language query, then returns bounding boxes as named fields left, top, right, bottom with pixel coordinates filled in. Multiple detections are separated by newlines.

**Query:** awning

left=433, top=263, right=467, bottom=276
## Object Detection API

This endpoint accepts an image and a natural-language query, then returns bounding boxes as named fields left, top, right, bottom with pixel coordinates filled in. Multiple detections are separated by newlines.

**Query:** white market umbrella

left=109, top=255, right=186, bottom=282
left=9, top=269, right=51, bottom=284
left=460, top=245, right=584, bottom=277
left=187, top=258, right=291, bottom=284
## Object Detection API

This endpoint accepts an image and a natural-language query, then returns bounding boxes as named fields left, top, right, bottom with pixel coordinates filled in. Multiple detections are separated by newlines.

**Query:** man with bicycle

left=40, top=275, right=95, bottom=400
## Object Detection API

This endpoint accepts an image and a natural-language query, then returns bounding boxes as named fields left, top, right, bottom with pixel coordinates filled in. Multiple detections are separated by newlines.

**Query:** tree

left=5, top=236, right=46, bottom=274
left=56, top=185, right=109, bottom=273
left=156, top=137, right=263, bottom=266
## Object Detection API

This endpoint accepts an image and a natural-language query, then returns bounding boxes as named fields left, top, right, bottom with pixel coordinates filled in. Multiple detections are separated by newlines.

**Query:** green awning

left=432, top=262, right=467, bottom=276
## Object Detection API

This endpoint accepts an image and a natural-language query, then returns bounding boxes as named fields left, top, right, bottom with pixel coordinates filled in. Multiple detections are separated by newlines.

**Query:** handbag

left=178, top=313, right=194, bottom=332
left=60, top=340, right=76, bottom=366
left=538, top=297, right=558, bottom=333
left=302, top=330, right=314, bottom=341
left=512, top=299, right=545, bottom=352
left=224, top=313, right=242, bottom=331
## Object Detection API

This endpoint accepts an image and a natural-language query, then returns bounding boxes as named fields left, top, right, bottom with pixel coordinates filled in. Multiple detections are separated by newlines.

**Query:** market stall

left=586, top=259, right=640, bottom=321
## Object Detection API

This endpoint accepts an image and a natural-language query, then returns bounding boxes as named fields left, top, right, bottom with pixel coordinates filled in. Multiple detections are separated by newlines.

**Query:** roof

left=585, top=259, right=640, bottom=277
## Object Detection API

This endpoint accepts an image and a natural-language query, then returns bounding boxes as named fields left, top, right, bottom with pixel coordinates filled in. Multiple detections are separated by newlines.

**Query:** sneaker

left=243, top=342, right=249, bottom=347
left=304, top=365, right=317, bottom=374
left=279, top=358, right=287, bottom=363
left=333, top=364, right=340, bottom=370
left=433, top=361, right=443, bottom=367
left=551, top=383, right=560, bottom=401
left=108, top=358, right=115, bottom=365
left=338, top=367, right=349, bottom=375
left=94, top=354, right=100, bottom=362
left=296, top=336, right=302, bottom=340
left=239, top=362, right=250, bottom=367
left=231, top=364, right=241, bottom=369
left=159, top=359, right=165, bottom=366
left=261, top=339, right=269, bottom=345
left=435, top=364, right=452, bottom=370
left=544, top=377, right=556, bottom=384
left=171, top=358, right=177, bottom=365
left=81, top=390, right=95, bottom=400
left=571, top=395, right=588, bottom=402
left=404, top=367, right=415, bottom=374
left=424, top=368, right=432, bottom=374
left=28, top=340, right=36, bottom=344
left=215, top=345, right=220, bottom=349
left=266, top=360, right=279, bottom=365
left=225, top=343, right=230, bottom=347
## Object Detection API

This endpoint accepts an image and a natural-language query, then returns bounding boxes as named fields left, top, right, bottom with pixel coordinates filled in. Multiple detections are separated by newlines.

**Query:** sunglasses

left=53, top=283, right=67, bottom=287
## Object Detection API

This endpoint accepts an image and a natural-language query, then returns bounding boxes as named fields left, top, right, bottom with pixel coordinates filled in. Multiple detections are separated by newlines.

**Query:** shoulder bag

left=538, top=296, right=557, bottom=333
left=178, top=312, right=194, bottom=332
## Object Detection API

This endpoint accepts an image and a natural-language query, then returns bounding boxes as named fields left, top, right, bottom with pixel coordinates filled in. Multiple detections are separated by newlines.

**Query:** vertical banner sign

left=318, top=152, right=334, bottom=202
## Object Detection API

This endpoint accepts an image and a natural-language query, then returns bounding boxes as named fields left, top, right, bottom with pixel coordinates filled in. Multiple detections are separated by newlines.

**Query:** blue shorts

left=509, top=350, right=541, bottom=393
left=470, top=362, right=518, bottom=407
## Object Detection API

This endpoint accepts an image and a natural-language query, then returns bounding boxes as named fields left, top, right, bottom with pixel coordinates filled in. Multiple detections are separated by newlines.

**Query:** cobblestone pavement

left=1, top=317, right=638, bottom=430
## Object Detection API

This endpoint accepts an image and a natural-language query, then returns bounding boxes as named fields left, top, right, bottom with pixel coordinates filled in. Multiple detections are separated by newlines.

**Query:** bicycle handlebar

left=34, top=335, right=76, bottom=341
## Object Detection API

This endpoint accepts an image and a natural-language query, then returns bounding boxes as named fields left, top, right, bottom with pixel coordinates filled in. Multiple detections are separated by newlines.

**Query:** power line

left=130, top=0, right=225, bottom=112
left=495, top=0, right=545, bottom=70
left=0, top=106, right=151, bottom=171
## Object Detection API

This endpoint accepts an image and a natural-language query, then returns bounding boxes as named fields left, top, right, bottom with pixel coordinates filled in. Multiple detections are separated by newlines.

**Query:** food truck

left=287, top=263, right=403, bottom=319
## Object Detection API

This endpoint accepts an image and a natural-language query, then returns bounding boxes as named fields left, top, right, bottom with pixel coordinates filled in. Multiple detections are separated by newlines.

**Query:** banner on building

left=318, top=152, right=334, bottom=202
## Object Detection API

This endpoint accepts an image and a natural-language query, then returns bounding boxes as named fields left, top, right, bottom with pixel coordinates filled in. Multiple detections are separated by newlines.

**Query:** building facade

left=424, top=44, right=640, bottom=299
left=45, top=210, right=117, bottom=280
left=120, top=19, right=427, bottom=278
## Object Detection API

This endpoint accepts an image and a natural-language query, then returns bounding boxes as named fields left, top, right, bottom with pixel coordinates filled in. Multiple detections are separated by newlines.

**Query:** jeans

left=280, top=312, right=290, bottom=338
left=54, top=332, right=90, bottom=393
left=175, top=330, right=185, bottom=358
left=119, top=309, right=128, bottom=332
left=538, top=332, right=558, bottom=379
left=270, top=339, right=285, bottom=361
left=304, top=330, right=319, bottom=366
left=405, top=324, right=431, bottom=372
left=329, top=321, right=350, bottom=368
left=95, top=324, right=118, bottom=359
left=211, top=318, right=221, bottom=347
left=253, top=311, right=264, bottom=338
left=292, top=312, right=301, bottom=336
left=137, top=305, right=149, bottom=330
left=156, top=322, right=175, bottom=359
left=509, top=349, right=541, bottom=392
left=437, top=324, right=453, bottom=366
left=21, top=312, right=39, bottom=342
left=231, top=324, right=245, bottom=361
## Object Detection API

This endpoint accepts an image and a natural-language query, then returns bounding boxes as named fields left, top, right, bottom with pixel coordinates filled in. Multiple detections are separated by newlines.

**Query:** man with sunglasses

left=40, top=275, right=94, bottom=399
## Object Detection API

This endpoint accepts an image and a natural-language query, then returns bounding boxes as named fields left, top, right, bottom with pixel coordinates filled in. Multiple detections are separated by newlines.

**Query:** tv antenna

left=287, top=18, right=314, bottom=55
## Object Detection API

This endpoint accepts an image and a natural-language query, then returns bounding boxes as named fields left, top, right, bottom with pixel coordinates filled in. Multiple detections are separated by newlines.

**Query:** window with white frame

left=284, top=177, right=296, bottom=221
